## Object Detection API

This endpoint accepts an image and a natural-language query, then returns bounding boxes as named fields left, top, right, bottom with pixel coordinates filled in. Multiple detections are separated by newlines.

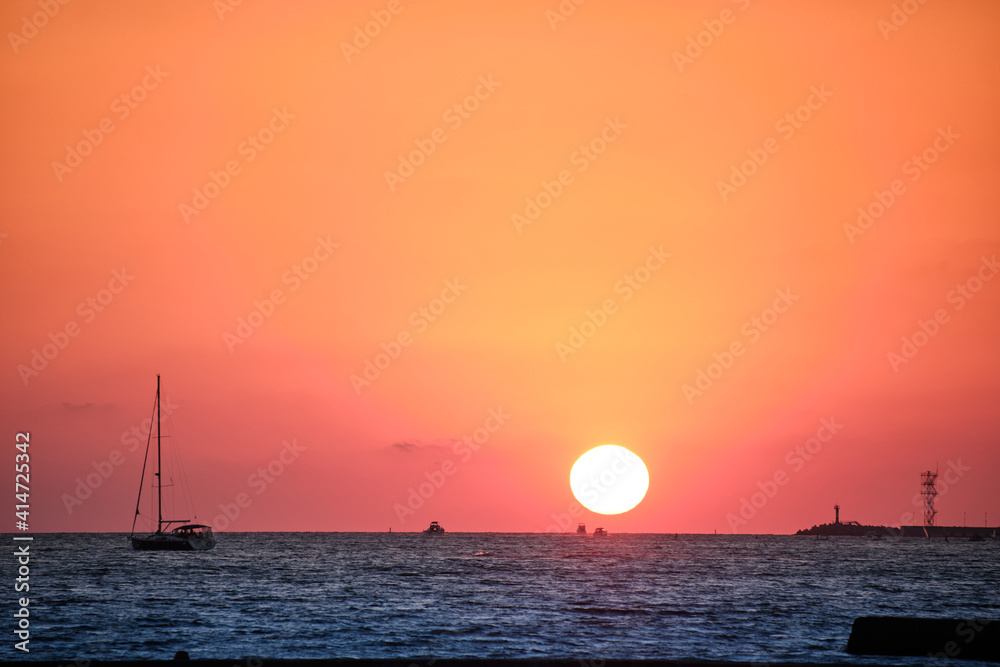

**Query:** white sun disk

left=570, top=445, right=649, bottom=515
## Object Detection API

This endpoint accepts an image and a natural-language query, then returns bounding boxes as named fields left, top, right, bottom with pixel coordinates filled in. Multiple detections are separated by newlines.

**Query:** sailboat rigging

left=129, top=375, right=215, bottom=551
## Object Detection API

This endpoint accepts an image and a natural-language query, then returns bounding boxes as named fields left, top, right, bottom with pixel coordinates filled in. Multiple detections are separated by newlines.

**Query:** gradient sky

left=2, top=0, right=998, bottom=534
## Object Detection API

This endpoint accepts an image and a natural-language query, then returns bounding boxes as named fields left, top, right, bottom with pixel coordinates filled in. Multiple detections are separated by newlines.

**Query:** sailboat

left=129, top=375, right=215, bottom=551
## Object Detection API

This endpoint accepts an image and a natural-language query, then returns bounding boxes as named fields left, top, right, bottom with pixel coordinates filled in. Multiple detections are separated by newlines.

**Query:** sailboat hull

left=130, top=533, right=216, bottom=551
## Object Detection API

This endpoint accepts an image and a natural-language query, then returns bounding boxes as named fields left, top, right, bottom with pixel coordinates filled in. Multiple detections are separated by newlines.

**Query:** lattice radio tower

left=921, top=469, right=939, bottom=527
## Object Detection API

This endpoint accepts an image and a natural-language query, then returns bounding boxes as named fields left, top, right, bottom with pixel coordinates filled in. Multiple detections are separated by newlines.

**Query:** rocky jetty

left=795, top=522, right=899, bottom=537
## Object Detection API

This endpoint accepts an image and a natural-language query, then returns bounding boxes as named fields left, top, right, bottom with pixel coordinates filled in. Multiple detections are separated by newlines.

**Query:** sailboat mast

left=156, top=374, right=162, bottom=533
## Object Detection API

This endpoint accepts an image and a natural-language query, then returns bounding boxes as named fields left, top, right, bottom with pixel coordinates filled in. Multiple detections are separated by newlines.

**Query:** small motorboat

left=424, top=521, right=445, bottom=534
left=576, top=523, right=587, bottom=535
left=593, top=527, right=607, bottom=537
left=969, top=533, right=985, bottom=542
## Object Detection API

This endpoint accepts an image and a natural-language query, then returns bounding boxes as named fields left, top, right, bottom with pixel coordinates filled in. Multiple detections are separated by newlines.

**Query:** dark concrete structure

left=899, top=524, right=998, bottom=538
left=847, top=616, right=999, bottom=661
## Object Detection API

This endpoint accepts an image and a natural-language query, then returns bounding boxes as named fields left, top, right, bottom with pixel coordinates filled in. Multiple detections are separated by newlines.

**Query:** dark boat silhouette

left=424, top=521, right=445, bottom=534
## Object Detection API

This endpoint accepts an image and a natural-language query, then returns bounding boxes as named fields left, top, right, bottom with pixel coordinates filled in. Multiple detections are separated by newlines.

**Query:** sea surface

left=8, top=532, right=999, bottom=663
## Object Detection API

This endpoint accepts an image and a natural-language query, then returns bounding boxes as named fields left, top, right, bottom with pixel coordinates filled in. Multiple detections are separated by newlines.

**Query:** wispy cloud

left=389, top=440, right=453, bottom=454
left=59, top=401, right=115, bottom=411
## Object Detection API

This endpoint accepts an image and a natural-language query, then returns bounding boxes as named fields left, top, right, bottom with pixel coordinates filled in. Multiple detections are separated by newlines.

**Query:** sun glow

left=570, top=445, right=649, bottom=515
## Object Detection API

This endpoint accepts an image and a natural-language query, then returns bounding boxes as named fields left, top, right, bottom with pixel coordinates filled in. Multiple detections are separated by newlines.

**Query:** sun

left=570, top=445, right=649, bottom=515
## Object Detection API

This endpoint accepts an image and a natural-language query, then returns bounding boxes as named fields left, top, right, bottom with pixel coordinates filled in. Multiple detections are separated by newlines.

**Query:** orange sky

left=2, top=0, right=998, bottom=534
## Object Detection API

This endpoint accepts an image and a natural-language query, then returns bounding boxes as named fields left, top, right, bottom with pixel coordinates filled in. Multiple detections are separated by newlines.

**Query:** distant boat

left=129, top=375, right=215, bottom=551
left=576, top=523, right=587, bottom=535
left=424, top=521, right=445, bottom=534
left=593, top=527, right=607, bottom=537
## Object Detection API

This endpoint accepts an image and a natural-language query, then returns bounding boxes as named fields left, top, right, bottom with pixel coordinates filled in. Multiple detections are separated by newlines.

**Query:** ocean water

left=9, top=532, right=999, bottom=663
